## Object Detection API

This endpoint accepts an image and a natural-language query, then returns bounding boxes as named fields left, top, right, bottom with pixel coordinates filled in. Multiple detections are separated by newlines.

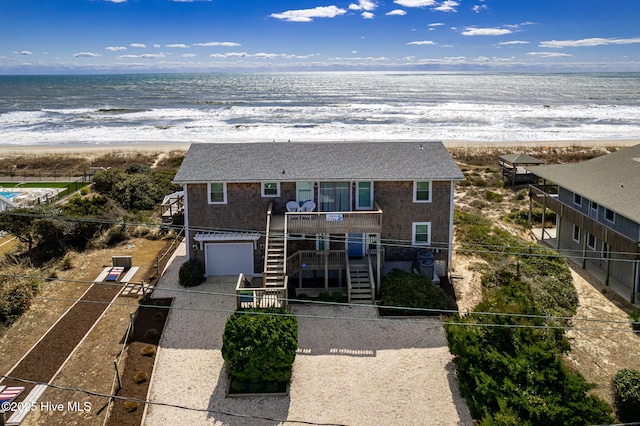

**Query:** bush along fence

left=445, top=211, right=613, bottom=425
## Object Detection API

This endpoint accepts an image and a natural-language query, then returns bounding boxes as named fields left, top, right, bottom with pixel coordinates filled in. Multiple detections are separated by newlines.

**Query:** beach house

left=528, top=144, right=640, bottom=303
left=173, top=141, right=464, bottom=305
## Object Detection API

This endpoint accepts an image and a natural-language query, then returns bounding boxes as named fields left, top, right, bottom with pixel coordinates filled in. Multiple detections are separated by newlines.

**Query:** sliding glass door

left=318, top=182, right=350, bottom=212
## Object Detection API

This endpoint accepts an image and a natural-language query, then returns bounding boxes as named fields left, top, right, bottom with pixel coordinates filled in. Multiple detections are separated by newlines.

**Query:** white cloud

left=193, top=41, right=242, bottom=47
left=428, top=23, right=444, bottom=27
left=408, top=40, right=436, bottom=45
left=73, top=52, right=101, bottom=57
left=117, top=53, right=166, bottom=59
left=210, top=52, right=247, bottom=58
left=130, top=43, right=146, bottom=48
left=527, top=51, right=572, bottom=58
left=394, top=0, right=436, bottom=6
left=539, top=37, right=640, bottom=48
left=472, top=4, right=488, bottom=13
left=180, top=53, right=198, bottom=58
left=20, top=51, right=33, bottom=55
left=270, top=6, right=346, bottom=22
left=361, top=11, right=374, bottom=18
left=386, top=9, right=406, bottom=15
left=499, top=40, right=529, bottom=45
left=154, top=44, right=161, bottom=48
left=433, top=0, right=459, bottom=12
left=106, top=46, right=127, bottom=51
left=462, top=27, right=512, bottom=36
left=166, top=44, right=189, bottom=48
left=106, top=0, right=127, bottom=3
left=349, top=0, right=377, bottom=11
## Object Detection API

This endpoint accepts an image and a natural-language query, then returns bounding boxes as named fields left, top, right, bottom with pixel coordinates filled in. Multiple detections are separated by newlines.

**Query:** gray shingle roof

left=174, top=141, right=464, bottom=183
left=528, top=144, right=640, bottom=223
left=499, top=153, right=544, bottom=165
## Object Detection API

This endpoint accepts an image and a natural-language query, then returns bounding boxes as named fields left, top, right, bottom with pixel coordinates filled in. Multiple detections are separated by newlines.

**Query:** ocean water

left=0, top=72, right=639, bottom=146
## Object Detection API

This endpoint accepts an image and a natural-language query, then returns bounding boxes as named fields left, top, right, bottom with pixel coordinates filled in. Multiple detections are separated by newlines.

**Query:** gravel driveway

left=143, top=243, right=471, bottom=425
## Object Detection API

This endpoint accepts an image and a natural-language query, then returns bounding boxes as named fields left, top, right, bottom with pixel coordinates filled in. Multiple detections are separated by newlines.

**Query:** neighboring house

left=173, top=141, right=464, bottom=305
left=498, top=153, right=543, bottom=186
left=528, top=144, right=640, bottom=303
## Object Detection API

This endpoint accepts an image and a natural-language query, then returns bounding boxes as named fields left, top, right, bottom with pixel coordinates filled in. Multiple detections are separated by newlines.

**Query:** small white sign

left=326, top=214, right=344, bottom=222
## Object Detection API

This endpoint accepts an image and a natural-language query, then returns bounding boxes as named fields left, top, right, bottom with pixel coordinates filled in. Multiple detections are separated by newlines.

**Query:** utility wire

left=2, top=210, right=640, bottom=259
left=0, top=375, right=347, bottom=426
left=0, top=276, right=637, bottom=334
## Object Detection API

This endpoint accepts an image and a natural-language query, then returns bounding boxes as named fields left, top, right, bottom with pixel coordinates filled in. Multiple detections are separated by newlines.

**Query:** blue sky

left=1, top=0, right=639, bottom=74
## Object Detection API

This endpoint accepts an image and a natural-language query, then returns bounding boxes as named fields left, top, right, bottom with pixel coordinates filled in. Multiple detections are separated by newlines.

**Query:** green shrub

left=248, top=381, right=264, bottom=393
left=222, top=307, right=298, bottom=383
left=230, top=379, right=248, bottom=392
left=331, top=291, right=344, bottom=302
left=178, top=259, right=205, bottom=287
left=380, top=269, right=456, bottom=315
left=105, top=224, right=127, bottom=246
left=613, top=369, right=640, bottom=422
left=447, top=211, right=611, bottom=424
left=264, top=382, right=279, bottom=392
left=485, top=190, right=503, bottom=203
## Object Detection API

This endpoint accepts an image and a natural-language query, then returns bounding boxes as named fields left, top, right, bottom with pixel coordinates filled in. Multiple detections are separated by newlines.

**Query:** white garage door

left=205, top=242, right=254, bottom=276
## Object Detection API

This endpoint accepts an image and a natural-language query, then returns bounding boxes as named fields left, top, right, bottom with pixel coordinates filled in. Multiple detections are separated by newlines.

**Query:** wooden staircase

left=263, top=216, right=287, bottom=288
left=348, top=259, right=373, bottom=304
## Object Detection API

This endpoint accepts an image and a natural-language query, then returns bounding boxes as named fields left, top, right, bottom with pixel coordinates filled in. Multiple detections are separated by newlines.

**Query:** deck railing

left=285, top=202, right=383, bottom=234
left=286, top=250, right=346, bottom=275
left=236, top=273, right=287, bottom=309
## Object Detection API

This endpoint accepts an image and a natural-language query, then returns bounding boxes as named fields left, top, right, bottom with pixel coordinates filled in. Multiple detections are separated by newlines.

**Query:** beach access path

left=143, top=242, right=472, bottom=426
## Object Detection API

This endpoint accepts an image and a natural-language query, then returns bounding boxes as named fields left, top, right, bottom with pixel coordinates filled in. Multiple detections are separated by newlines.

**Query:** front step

left=349, top=263, right=373, bottom=304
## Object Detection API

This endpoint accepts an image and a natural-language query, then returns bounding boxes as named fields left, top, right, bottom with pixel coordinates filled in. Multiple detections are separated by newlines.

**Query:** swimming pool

left=0, top=191, right=18, bottom=200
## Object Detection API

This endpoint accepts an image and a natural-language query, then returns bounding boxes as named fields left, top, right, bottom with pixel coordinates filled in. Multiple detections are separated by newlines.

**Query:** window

left=587, top=233, right=596, bottom=250
left=296, top=181, right=313, bottom=204
left=413, top=181, right=432, bottom=203
left=208, top=182, right=227, bottom=204
left=412, top=222, right=431, bottom=245
left=573, top=193, right=582, bottom=207
left=572, top=224, right=581, bottom=243
left=319, top=182, right=350, bottom=212
left=356, top=181, right=373, bottom=210
left=590, top=201, right=598, bottom=218
left=261, top=182, right=280, bottom=197
left=604, top=208, right=615, bottom=223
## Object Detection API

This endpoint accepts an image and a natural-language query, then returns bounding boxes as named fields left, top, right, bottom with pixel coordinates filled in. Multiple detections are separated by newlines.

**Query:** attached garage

left=194, top=231, right=261, bottom=277
left=205, top=242, right=254, bottom=276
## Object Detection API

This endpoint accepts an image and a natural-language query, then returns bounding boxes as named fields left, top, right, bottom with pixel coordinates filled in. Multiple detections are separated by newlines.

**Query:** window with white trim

left=296, top=181, right=313, bottom=205
left=572, top=224, right=581, bottom=243
left=208, top=182, right=227, bottom=204
left=413, top=181, right=432, bottom=203
left=412, top=222, right=431, bottom=245
left=587, top=233, right=596, bottom=250
left=573, top=193, right=582, bottom=207
left=356, top=181, right=373, bottom=210
left=261, top=182, right=280, bottom=197
left=604, top=208, right=615, bottom=223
